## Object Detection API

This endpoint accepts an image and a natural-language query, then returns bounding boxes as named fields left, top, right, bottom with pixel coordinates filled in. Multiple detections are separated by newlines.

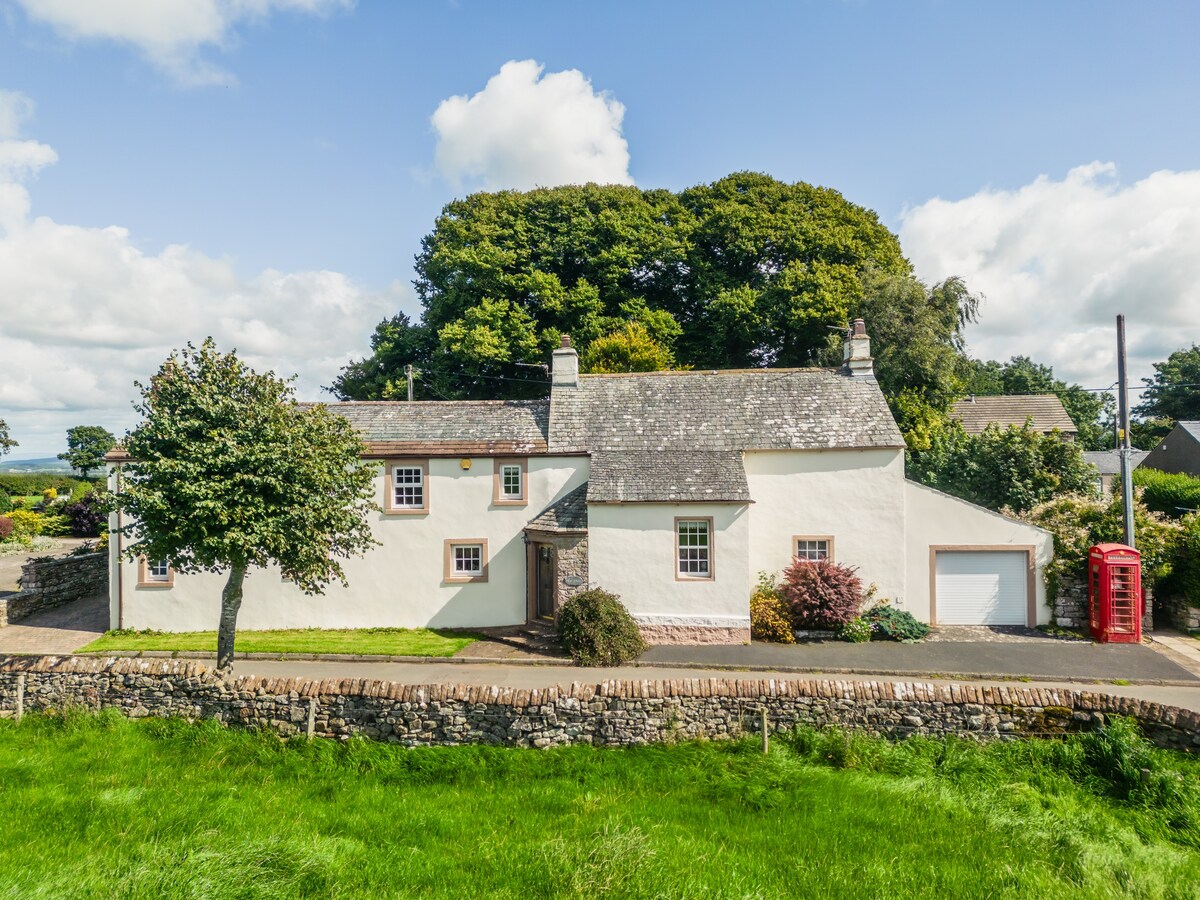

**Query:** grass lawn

left=1, top=713, right=1198, bottom=897
left=79, top=627, right=480, bottom=657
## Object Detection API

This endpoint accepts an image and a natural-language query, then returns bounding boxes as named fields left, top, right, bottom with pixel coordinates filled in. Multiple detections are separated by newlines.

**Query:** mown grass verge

left=79, top=627, right=480, bottom=657
left=1, top=711, right=1198, bottom=897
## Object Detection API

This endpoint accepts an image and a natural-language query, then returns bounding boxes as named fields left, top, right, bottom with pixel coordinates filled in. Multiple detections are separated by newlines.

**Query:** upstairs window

left=676, top=518, right=713, bottom=580
left=493, top=458, right=528, bottom=505
left=386, top=461, right=428, bottom=514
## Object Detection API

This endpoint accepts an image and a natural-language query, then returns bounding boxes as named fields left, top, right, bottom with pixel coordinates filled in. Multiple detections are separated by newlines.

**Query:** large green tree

left=115, top=340, right=378, bottom=669
left=1136, top=344, right=1200, bottom=423
left=332, top=173, right=912, bottom=401
left=58, top=425, right=116, bottom=478
left=0, top=420, right=15, bottom=456
left=907, top=422, right=1096, bottom=514
left=963, top=356, right=1113, bottom=450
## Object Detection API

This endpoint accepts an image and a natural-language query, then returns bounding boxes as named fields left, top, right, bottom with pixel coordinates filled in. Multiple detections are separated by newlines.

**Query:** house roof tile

left=323, top=400, right=549, bottom=454
left=952, top=394, right=1076, bottom=435
left=1082, top=449, right=1149, bottom=475
left=525, top=483, right=588, bottom=533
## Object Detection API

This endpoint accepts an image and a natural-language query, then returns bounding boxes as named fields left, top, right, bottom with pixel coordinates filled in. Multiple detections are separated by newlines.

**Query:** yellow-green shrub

left=6, top=509, right=44, bottom=538
left=750, top=573, right=794, bottom=643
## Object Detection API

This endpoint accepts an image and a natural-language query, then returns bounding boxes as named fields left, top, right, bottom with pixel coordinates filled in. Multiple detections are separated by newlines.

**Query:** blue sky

left=1, top=0, right=1198, bottom=456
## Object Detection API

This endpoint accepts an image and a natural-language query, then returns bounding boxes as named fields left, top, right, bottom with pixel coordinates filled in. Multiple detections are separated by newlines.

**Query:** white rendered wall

left=744, top=449, right=908, bottom=607
left=586, top=502, right=751, bottom=631
left=115, top=457, right=587, bottom=632
left=903, top=481, right=1054, bottom=625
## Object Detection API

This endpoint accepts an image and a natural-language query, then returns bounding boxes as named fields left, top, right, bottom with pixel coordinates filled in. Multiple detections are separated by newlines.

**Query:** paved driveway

left=0, top=592, right=106, bottom=655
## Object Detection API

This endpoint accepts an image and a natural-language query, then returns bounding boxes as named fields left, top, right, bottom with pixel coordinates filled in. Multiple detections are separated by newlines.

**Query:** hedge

left=1133, top=468, right=1200, bottom=519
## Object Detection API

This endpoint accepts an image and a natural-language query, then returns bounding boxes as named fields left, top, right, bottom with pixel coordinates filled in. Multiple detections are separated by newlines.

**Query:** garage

left=934, top=550, right=1030, bottom=626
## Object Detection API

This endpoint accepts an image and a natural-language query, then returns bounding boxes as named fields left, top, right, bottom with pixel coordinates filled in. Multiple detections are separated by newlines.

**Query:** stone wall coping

left=3, top=654, right=1197, bottom=735
left=21, top=551, right=105, bottom=571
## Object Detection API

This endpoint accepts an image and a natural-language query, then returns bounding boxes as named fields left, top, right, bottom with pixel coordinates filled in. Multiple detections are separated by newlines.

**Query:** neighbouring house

left=952, top=394, right=1077, bottom=440
left=1142, top=422, right=1200, bottom=477
left=107, top=321, right=1053, bottom=642
left=1082, top=449, right=1149, bottom=496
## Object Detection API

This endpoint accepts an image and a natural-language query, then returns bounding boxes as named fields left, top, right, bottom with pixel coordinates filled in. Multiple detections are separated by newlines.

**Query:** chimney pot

left=552, top=334, right=579, bottom=388
left=841, top=319, right=874, bottom=380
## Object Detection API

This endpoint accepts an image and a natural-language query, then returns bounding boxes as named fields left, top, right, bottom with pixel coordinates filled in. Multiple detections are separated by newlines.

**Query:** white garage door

left=935, top=551, right=1028, bottom=625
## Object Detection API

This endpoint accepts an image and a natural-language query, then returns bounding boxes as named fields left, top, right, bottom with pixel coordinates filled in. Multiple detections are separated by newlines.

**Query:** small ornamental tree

left=114, top=339, right=379, bottom=670
left=58, top=425, right=116, bottom=479
left=779, top=559, right=865, bottom=630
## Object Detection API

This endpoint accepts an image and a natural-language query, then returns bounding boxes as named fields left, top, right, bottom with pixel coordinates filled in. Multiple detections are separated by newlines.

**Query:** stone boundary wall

left=0, top=553, right=106, bottom=628
left=1053, top=574, right=1155, bottom=634
left=1158, top=593, right=1200, bottom=632
left=1, top=656, right=1197, bottom=751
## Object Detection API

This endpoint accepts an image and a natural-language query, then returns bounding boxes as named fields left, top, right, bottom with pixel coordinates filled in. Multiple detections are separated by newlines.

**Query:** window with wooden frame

left=385, top=460, right=429, bottom=514
left=792, top=536, right=834, bottom=563
left=444, top=539, right=489, bottom=583
left=137, top=556, right=174, bottom=587
left=675, top=517, right=713, bottom=580
left=492, top=458, right=528, bottom=506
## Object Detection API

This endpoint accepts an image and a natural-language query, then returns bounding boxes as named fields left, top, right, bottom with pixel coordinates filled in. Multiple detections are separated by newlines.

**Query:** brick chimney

left=841, top=319, right=874, bottom=380
left=552, top=334, right=579, bottom=388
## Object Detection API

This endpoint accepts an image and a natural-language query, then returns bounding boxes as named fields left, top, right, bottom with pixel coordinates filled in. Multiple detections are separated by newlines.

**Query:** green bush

left=1162, top=513, right=1200, bottom=609
left=838, top=617, right=871, bottom=643
left=779, top=560, right=864, bottom=629
left=6, top=509, right=44, bottom=538
left=0, top=474, right=92, bottom=497
left=1134, top=468, right=1200, bottom=519
left=39, top=515, right=73, bottom=537
left=0, top=492, right=10, bottom=514
left=557, top=588, right=648, bottom=666
left=750, top=573, right=794, bottom=643
left=863, top=605, right=930, bottom=641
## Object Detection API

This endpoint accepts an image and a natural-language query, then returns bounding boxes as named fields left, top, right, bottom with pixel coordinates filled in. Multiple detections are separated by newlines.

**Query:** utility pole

left=404, top=364, right=414, bottom=402
left=1116, top=315, right=1135, bottom=547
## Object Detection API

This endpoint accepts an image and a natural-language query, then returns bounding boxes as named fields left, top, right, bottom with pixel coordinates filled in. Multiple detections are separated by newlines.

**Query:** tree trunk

left=216, top=563, right=247, bottom=671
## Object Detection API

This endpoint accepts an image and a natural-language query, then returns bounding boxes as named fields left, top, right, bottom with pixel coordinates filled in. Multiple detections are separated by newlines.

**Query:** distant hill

left=0, top=457, right=73, bottom=474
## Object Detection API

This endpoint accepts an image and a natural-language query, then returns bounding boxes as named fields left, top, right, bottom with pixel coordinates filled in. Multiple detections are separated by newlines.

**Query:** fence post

left=15, top=674, right=25, bottom=723
left=761, top=706, right=768, bottom=754
left=306, top=697, right=317, bottom=740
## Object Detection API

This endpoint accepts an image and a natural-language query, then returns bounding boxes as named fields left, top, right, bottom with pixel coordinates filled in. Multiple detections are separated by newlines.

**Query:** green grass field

left=79, top=627, right=480, bottom=657
left=1, top=712, right=1198, bottom=897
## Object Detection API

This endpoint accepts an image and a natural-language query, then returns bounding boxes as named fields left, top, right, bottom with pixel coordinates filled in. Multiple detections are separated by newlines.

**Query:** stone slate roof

left=323, top=400, right=549, bottom=456
left=549, top=368, right=903, bottom=503
left=525, top=484, right=588, bottom=533
left=1083, top=449, right=1149, bottom=475
left=952, top=394, right=1076, bottom=435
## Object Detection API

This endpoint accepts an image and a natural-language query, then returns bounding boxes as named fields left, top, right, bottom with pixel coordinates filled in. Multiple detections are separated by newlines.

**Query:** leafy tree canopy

left=0, top=419, right=15, bottom=457
left=907, top=421, right=1096, bottom=514
left=963, top=355, right=1113, bottom=450
left=57, top=425, right=116, bottom=478
left=333, top=173, right=913, bottom=401
left=581, top=321, right=678, bottom=374
left=115, top=339, right=378, bottom=669
left=1136, top=344, right=1200, bottom=423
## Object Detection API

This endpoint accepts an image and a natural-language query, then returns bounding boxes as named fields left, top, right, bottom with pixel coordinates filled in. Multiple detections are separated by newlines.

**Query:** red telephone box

left=1088, top=543, right=1142, bottom=643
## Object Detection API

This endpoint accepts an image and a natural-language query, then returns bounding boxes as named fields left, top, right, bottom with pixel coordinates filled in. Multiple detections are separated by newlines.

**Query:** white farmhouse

left=108, top=322, right=1053, bottom=642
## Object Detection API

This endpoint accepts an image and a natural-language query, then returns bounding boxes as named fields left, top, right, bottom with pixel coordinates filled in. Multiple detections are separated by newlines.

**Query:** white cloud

left=0, top=94, right=397, bottom=458
left=900, top=163, right=1200, bottom=393
left=13, top=0, right=353, bottom=86
left=431, top=59, right=633, bottom=191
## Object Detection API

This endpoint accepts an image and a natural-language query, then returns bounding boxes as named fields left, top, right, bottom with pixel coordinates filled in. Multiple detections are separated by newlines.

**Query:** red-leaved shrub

left=779, top=559, right=865, bottom=629
left=0, top=516, right=12, bottom=541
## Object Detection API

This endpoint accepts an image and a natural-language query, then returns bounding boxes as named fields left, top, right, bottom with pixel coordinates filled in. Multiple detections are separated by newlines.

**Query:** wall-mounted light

left=460, top=458, right=472, bottom=470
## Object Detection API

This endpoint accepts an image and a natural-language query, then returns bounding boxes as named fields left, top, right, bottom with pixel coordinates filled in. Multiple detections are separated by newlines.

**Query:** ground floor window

left=138, top=557, right=173, bottom=587
left=444, top=539, right=489, bottom=583
left=675, top=518, right=713, bottom=580
left=793, top=536, right=833, bottom=563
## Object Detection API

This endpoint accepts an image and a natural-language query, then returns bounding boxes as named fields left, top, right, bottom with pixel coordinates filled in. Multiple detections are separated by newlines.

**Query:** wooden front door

left=536, top=544, right=556, bottom=619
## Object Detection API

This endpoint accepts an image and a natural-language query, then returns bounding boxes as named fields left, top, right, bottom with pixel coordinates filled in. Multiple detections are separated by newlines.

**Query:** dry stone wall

left=0, top=553, right=105, bottom=628
left=1, top=656, right=1197, bottom=752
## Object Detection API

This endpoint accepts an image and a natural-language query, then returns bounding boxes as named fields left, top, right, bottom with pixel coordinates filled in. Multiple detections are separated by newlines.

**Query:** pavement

left=0, top=537, right=93, bottom=592
left=0, top=591, right=107, bottom=655
left=225, top=659, right=1200, bottom=714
